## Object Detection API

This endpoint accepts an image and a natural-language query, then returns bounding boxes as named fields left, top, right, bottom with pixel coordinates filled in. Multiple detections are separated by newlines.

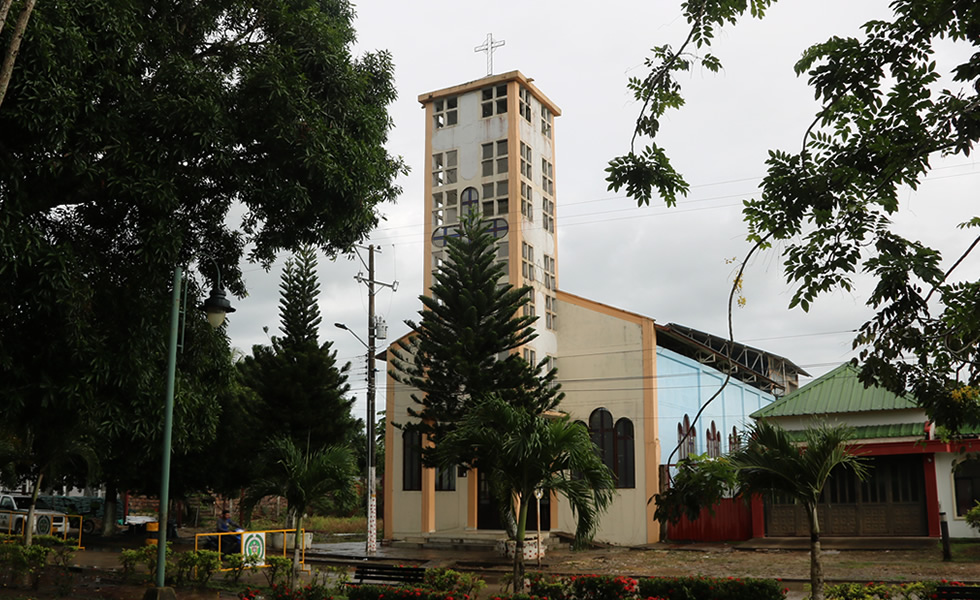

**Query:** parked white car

left=0, top=494, right=69, bottom=536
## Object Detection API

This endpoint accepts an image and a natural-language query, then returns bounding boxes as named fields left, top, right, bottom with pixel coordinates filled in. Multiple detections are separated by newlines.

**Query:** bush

left=965, top=502, right=980, bottom=532
left=425, top=567, right=487, bottom=599
left=263, top=555, right=294, bottom=588
left=225, top=551, right=263, bottom=585
left=638, top=575, right=786, bottom=600
left=825, top=581, right=943, bottom=600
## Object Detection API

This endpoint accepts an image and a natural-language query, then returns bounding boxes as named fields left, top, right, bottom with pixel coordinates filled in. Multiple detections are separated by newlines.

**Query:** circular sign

left=242, top=532, right=265, bottom=566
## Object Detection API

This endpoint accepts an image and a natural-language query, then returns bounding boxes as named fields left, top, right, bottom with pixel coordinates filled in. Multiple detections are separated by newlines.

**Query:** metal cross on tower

left=474, top=33, right=505, bottom=76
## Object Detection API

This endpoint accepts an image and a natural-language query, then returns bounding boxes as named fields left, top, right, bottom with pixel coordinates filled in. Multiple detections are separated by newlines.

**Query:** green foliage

left=608, top=0, right=980, bottom=432
left=390, top=212, right=563, bottom=453
left=175, top=549, right=222, bottom=588
left=262, top=555, right=294, bottom=588
left=20, top=543, right=51, bottom=589
left=238, top=247, right=362, bottom=474
left=119, top=542, right=173, bottom=583
left=965, top=502, right=980, bottom=532
left=224, top=551, right=262, bottom=585
left=638, top=575, right=785, bottom=600
left=433, top=395, right=615, bottom=590
left=652, top=454, right=738, bottom=525
left=825, top=581, right=936, bottom=600
left=424, top=567, right=487, bottom=598
left=0, top=0, right=406, bottom=499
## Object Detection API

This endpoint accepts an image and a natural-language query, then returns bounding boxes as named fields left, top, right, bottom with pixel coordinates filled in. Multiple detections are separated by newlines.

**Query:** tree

left=244, top=437, right=357, bottom=586
left=607, top=0, right=980, bottom=431
left=0, top=0, right=405, bottom=522
left=433, top=395, right=615, bottom=591
left=389, top=212, right=562, bottom=454
left=655, top=421, right=867, bottom=600
left=238, top=247, right=362, bottom=456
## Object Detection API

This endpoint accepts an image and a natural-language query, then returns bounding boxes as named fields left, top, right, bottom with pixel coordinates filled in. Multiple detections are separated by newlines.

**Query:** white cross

left=474, top=33, right=505, bottom=77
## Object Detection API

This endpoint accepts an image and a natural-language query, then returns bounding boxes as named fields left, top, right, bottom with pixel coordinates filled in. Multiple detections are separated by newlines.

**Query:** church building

left=383, top=71, right=805, bottom=546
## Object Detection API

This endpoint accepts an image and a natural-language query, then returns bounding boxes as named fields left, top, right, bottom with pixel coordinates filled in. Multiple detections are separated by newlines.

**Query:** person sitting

left=216, top=509, right=238, bottom=533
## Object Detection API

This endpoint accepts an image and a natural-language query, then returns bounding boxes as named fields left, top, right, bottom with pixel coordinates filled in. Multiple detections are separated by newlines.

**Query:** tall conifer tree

left=390, top=213, right=562, bottom=459
left=239, top=248, right=361, bottom=453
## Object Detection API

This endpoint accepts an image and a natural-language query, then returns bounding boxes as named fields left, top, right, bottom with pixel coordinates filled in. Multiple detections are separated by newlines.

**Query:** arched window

left=589, top=408, right=615, bottom=471
left=678, top=414, right=697, bottom=458
left=402, top=430, right=422, bottom=491
left=588, top=408, right=635, bottom=489
left=728, top=426, right=741, bottom=453
left=615, top=418, right=635, bottom=488
left=706, top=421, right=721, bottom=458
left=954, top=456, right=980, bottom=517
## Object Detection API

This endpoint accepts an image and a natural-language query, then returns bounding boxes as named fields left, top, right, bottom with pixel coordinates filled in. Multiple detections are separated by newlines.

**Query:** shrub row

left=527, top=573, right=786, bottom=600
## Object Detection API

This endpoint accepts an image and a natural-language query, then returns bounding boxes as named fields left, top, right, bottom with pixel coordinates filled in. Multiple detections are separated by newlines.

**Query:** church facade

left=383, top=71, right=804, bottom=546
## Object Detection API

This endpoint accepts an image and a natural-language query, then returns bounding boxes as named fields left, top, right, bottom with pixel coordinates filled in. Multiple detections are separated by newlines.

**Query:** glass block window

left=519, top=86, right=532, bottom=122
left=481, top=84, right=508, bottom=118
left=432, top=189, right=459, bottom=227
left=432, top=150, right=457, bottom=187
left=481, top=139, right=508, bottom=177
left=541, top=105, right=553, bottom=138
left=434, top=97, right=458, bottom=129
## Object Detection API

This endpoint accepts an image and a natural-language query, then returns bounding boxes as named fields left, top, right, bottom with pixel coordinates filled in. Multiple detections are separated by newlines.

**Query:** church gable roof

left=751, top=363, right=918, bottom=418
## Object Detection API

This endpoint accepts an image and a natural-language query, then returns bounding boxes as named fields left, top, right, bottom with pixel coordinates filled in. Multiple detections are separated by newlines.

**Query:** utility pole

left=354, top=245, right=396, bottom=555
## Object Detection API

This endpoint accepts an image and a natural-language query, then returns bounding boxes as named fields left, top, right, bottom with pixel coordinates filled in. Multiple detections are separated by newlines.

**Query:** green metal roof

left=751, top=363, right=918, bottom=419
left=784, top=422, right=925, bottom=441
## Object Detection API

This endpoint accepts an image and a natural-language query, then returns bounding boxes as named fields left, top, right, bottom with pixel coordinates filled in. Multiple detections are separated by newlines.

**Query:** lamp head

left=203, top=285, right=236, bottom=328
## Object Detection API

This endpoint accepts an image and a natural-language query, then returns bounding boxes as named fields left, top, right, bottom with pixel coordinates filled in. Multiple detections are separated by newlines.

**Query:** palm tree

left=432, top=395, right=615, bottom=590
left=729, top=420, right=868, bottom=600
left=245, top=437, right=357, bottom=585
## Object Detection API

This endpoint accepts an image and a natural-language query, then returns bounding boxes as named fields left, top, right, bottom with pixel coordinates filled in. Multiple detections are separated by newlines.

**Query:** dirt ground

left=541, top=545, right=980, bottom=583
left=0, top=542, right=977, bottom=599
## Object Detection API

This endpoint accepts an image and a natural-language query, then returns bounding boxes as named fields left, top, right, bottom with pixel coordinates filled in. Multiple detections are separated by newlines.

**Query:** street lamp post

left=146, top=266, right=234, bottom=600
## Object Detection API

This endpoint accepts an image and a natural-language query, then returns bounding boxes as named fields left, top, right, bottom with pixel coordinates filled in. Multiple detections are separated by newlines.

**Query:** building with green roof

left=746, top=363, right=980, bottom=540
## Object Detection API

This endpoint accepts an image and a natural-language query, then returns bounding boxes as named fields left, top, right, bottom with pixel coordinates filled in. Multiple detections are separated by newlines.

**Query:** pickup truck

left=0, top=494, right=69, bottom=536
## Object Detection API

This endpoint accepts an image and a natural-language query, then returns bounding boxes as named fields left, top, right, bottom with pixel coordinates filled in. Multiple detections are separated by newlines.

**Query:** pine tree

left=278, top=248, right=322, bottom=348
left=390, top=213, right=562, bottom=458
left=239, top=248, right=361, bottom=454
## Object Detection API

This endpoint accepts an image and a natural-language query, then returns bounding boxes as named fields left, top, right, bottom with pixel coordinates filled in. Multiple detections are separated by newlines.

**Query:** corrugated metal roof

left=751, top=363, right=918, bottom=418
left=785, top=422, right=925, bottom=441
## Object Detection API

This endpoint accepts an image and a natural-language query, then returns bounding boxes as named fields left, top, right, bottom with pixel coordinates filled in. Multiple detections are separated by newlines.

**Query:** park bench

left=936, top=585, right=980, bottom=600
left=350, top=564, right=426, bottom=587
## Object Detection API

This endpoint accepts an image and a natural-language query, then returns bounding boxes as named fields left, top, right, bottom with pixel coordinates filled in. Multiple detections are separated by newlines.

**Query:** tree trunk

left=102, top=482, right=119, bottom=537
left=806, top=502, right=825, bottom=600
left=0, top=0, right=36, bottom=110
left=511, top=496, right=529, bottom=592
left=23, top=472, right=43, bottom=546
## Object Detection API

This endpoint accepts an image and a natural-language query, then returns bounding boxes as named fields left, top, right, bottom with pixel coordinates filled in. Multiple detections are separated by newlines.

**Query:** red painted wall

left=666, top=497, right=754, bottom=542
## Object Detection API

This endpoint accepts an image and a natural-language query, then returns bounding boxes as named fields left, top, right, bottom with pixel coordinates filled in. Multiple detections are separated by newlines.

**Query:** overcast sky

left=227, top=0, right=979, bottom=424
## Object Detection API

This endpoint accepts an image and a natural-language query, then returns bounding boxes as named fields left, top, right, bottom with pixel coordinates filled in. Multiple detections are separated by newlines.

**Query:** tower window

left=545, top=295, right=557, bottom=330
left=519, top=86, right=532, bottom=122
left=481, top=84, right=508, bottom=118
left=432, top=151, right=457, bottom=187
left=523, top=347, right=536, bottom=365
left=521, top=182, right=534, bottom=222
left=541, top=159, right=554, bottom=195
left=541, top=105, right=553, bottom=138
left=481, top=179, right=509, bottom=217
left=520, top=142, right=532, bottom=179
left=543, top=255, right=556, bottom=291
left=542, top=196, right=554, bottom=234
left=521, top=242, right=534, bottom=282
left=481, top=139, right=508, bottom=177
left=434, top=97, right=458, bottom=129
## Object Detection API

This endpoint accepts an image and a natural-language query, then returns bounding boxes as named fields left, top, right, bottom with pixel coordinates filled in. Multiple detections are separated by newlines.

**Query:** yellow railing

left=194, top=528, right=307, bottom=571
left=0, top=510, right=85, bottom=549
